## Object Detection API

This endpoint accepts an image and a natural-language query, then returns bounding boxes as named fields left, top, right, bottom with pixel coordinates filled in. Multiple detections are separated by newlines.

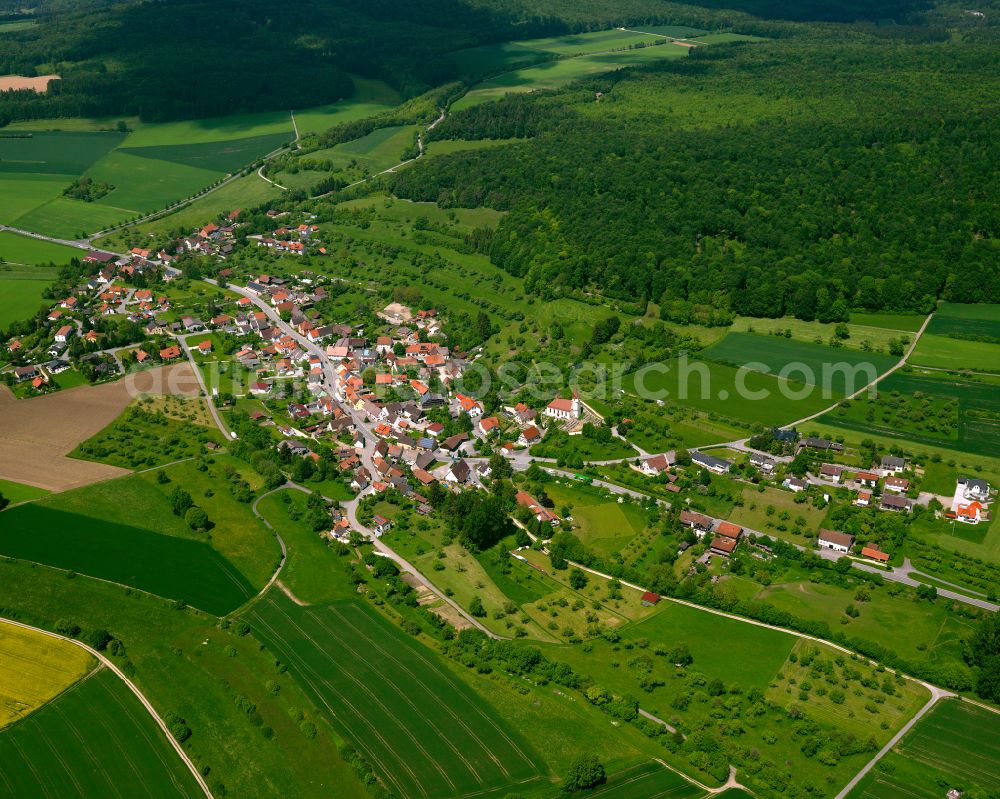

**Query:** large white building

left=544, top=391, right=580, bottom=421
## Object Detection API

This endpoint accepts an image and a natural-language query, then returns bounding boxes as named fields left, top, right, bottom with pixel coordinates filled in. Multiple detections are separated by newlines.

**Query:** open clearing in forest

left=0, top=364, right=200, bottom=492
left=246, top=591, right=546, bottom=799
left=0, top=620, right=93, bottom=729
left=0, top=667, right=203, bottom=798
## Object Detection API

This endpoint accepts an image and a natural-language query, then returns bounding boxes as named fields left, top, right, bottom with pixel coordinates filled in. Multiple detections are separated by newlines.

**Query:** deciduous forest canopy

left=389, top=26, right=1000, bottom=318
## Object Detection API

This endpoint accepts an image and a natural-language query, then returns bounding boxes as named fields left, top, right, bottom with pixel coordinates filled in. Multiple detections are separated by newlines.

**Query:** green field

left=624, top=357, right=830, bottom=428
left=0, top=503, right=254, bottom=615
left=701, top=332, right=897, bottom=396
left=246, top=591, right=546, bottom=799
left=13, top=196, right=138, bottom=239
left=822, top=371, right=1000, bottom=458
left=909, top=304, right=1000, bottom=370
left=0, top=131, right=125, bottom=175
left=575, top=761, right=704, bottom=799
left=850, top=311, right=927, bottom=331
left=733, top=315, right=918, bottom=353
left=0, top=667, right=203, bottom=798
left=0, top=231, right=82, bottom=266
left=848, top=699, right=1000, bottom=799
left=0, top=478, right=49, bottom=505
left=0, top=276, right=51, bottom=329
left=0, top=173, right=71, bottom=223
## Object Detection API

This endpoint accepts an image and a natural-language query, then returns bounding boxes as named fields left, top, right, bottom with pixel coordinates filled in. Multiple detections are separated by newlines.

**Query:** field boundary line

left=0, top=615, right=213, bottom=799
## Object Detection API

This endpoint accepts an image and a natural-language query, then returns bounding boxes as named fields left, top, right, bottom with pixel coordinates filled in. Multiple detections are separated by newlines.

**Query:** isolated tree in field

left=469, top=597, right=486, bottom=618
left=169, top=486, right=193, bottom=516
left=0, top=492, right=7, bottom=511
left=562, top=754, right=606, bottom=792
left=569, top=568, right=588, bottom=590
left=185, top=506, right=209, bottom=531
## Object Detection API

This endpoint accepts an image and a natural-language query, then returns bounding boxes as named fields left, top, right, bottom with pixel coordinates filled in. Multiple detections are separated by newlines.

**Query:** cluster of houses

left=679, top=510, right=744, bottom=557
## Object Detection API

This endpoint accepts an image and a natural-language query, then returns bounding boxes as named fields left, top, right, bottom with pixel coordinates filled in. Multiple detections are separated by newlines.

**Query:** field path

left=0, top=615, right=213, bottom=799
left=833, top=685, right=954, bottom=799
left=780, top=309, right=935, bottom=430
left=176, top=334, right=236, bottom=440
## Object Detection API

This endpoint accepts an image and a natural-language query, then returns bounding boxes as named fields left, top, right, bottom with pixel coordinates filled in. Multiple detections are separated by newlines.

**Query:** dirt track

left=0, top=364, right=200, bottom=492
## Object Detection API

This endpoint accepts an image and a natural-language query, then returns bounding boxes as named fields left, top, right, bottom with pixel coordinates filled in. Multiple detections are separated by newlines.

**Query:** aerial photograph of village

left=0, top=0, right=998, bottom=797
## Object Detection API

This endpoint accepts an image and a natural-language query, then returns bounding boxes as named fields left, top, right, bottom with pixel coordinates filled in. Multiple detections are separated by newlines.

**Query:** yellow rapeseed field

left=0, top=620, right=94, bottom=729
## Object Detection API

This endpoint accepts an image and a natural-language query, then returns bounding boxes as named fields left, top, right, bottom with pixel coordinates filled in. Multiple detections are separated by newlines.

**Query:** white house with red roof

left=544, top=390, right=580, bottom=421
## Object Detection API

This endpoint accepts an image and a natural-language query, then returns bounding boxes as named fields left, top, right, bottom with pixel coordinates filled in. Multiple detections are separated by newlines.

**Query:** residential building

left=818, top=529, right=854, bottom=553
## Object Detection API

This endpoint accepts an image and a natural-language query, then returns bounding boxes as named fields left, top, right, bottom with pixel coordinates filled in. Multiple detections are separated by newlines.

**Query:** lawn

left=0, top=619, right=93, bottom=730
left=0, top=478, right=49, bottom=505
left=0, top=503, right=255, bottom=615
left=847, top=699, right=1000, bottom=799
left=245, top=590, right=547, bottom=799
left=0, top=668, right=203, bottom=798
left=0, top=276, right=51, bottom=328
left=0, top=230, right=82, bottom=266
left=701, top=332, right=897, bottom=396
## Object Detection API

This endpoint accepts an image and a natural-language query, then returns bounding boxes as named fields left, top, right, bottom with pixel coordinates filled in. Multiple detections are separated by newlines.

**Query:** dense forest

left=0, top=0, right=960, bottom=123
left=389, top=34, right=1000, bottom=317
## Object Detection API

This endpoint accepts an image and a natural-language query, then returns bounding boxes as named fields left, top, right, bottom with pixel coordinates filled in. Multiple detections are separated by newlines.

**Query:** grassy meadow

left=0, top=478, right=49, bottom=505
left=0, top=668, right=203, bottom=798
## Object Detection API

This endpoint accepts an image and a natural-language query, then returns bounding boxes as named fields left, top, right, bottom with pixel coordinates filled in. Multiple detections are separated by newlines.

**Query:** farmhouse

left=159, top=345, right=181, bottom=361
left=54, top=325, right=74, bottom=343
left=371, top=515, right=392, bottom=535
left=13, top=365, right=39, bottom=382
left=444, top=459, right=471, bottom=484
left=750, top=452, right=775, bottom=472
left=819, top=463, right=844, bottom=482
left=692, top=451, right=732, bottom=474
left=640, top=452, right=675, bottom=475
left=818, top=529, right=854, bottom=553
left=714, top=521, right=743, bottom=541
left=800, top=436, right=843, bottom=452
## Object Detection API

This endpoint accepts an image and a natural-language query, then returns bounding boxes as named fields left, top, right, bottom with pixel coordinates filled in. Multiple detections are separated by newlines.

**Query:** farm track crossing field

left=246, top=592, right=545, bottom=799
left=0, top=504, right=254, bottom=615
left=0, top=620, right=93, bottom=729
left=0, top=668, right=203, bottom=798
left=847, top=699, right=1000, bottom=799
left=575, top=761, right=703, bottom=799
left=910, top=303, right=1000, bottom=369
left=701, top=332, right=897, bottom=396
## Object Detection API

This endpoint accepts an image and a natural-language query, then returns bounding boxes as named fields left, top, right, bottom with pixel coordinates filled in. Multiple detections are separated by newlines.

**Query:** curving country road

left=0, top=615, right=214, bottom=799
